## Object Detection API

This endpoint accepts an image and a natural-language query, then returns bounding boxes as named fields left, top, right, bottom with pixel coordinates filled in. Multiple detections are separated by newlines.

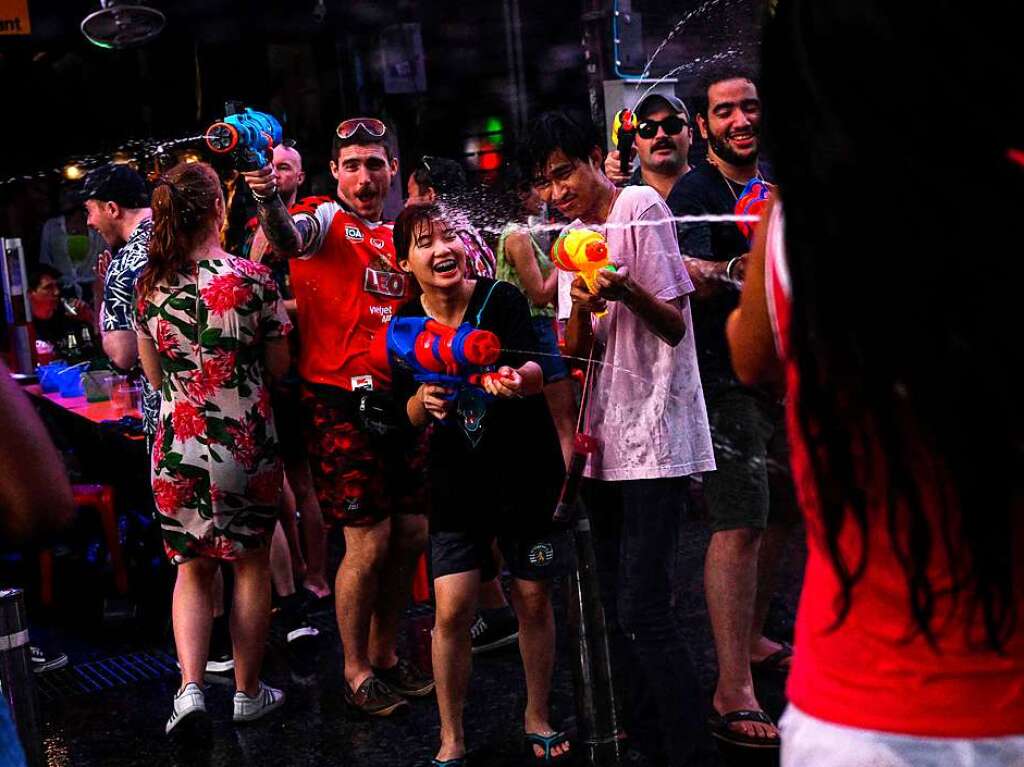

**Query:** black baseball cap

left=79, top=164, right=150, bottom=208
left=635, top=93, right=690, bottom=122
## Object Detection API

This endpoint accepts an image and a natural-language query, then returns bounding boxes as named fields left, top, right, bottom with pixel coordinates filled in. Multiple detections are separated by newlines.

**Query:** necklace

left=708, top=156, right=762, bottom=202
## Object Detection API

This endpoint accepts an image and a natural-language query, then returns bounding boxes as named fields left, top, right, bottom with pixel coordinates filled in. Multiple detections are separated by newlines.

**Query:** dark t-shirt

left=33, top=306, right=82, bottom=345
left=392, top=279, right=564, bottom=536
left=667, top=160, right=766, bottom=389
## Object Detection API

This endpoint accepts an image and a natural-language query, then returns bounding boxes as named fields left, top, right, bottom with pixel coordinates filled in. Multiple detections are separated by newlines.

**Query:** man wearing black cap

left=604, top=93, right=693, bottom=200
left=82, top=164, right=159, bottom=435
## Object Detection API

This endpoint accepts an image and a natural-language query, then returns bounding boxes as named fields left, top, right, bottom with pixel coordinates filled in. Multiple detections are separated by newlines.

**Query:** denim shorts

left=532, top=316, right=568, bottom=384
left=702, top=386, right=797, bottom=532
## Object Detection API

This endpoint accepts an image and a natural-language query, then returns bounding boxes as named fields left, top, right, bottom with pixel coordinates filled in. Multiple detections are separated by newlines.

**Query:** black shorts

left=272, top=379, right=306, bottom=459
left=702, top=386, right=797, bottom=532
left=431, top=528, right=573, bottom=582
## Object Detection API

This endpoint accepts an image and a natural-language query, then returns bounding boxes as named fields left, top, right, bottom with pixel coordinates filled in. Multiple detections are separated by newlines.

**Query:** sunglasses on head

left=335, top=117, right=387, bottom=140
left=637, top=115, right=688, bottom=140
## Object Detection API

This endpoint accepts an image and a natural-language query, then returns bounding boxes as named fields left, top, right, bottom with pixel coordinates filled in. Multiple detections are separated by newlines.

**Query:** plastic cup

left=111, top=380, right=142, bottom=418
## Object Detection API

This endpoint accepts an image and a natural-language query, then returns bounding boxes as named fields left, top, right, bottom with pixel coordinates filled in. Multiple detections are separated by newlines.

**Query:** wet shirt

left=103, top=216, right=160, bottom=434
left=667, top=160, right=768, bottom=390
left=391, top=279, right=564, bottom=536
left=578, top=185, right=715, bottom=481
left=289, top=197, right=411, bottom=392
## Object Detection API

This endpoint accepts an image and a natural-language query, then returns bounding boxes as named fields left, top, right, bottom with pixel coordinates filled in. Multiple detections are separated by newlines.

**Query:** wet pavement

left=18, top=509, right=804, bottom=767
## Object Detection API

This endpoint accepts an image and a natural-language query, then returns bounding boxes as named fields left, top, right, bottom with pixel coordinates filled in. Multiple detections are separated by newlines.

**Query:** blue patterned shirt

left=101, top=217, right=160, bottom=434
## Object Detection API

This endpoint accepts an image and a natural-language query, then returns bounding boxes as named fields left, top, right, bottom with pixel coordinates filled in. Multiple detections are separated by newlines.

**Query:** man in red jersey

left=243, top=118, right=433, bottom=717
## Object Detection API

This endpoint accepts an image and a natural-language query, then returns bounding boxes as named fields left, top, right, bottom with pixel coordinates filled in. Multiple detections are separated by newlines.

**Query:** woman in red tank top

left=727, top=2, right=1024, bottom=765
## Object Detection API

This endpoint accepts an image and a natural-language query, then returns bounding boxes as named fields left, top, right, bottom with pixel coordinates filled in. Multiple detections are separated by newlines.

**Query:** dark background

left=0, top=0, right=764, bottom=259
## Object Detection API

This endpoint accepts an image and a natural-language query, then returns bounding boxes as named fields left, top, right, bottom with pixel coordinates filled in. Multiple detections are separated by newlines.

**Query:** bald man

left=249, top=144, right=306, bottom=262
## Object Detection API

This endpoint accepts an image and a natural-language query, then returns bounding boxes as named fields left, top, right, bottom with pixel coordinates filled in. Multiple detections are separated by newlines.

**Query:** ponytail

left=136, top=161, right=223, bottom=302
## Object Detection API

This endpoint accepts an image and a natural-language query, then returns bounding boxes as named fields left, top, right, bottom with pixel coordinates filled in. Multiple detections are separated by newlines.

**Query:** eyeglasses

left=531, top=161, right=579, bottom=192
left=637, top=115, right=688, bottom=140
left=336, top=117, right=387, bottom=140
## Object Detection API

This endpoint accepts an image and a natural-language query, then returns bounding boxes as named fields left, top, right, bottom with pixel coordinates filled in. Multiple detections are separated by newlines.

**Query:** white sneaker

left=233, top=681, right=285, bottom=723
left=165, top=683, right=206, bottom=734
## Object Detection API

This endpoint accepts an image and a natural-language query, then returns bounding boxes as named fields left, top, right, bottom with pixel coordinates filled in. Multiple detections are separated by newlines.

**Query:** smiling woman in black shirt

left=392, top=203, right=572, bottom=766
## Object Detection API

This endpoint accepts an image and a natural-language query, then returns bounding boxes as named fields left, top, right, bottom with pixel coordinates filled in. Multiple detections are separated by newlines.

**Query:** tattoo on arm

left=256, top=196, right=303, bottom=258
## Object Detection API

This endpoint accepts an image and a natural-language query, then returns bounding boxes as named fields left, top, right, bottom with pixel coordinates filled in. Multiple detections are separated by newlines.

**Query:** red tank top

left=765, top=202, right=1024, bottom=737
left=289, top=198, right=410, bottom=391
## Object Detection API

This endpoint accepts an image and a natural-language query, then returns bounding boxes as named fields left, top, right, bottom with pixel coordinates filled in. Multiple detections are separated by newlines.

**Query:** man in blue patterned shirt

left=81, top=165, right=160, bottom=435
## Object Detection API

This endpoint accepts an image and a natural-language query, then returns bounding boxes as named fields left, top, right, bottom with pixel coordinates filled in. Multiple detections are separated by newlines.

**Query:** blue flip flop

left=525, top=731, right=572, bottom=763
left=430, top=758, right=465, bottom=766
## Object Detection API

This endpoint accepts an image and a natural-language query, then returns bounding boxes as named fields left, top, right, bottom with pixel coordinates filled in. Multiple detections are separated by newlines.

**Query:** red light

left=478, top=141, right=502, bottom=171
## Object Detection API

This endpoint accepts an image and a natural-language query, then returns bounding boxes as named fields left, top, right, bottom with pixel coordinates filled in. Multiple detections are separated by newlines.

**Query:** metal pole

left=0, top=588, right=43, bottom=767
left=565, top=505, right=623, bottom=766
left=557, top=346, right=623, bottom=767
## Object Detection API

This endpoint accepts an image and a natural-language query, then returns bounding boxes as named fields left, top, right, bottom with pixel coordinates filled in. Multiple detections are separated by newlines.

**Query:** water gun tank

left=204, top=103, right=283, bottom=171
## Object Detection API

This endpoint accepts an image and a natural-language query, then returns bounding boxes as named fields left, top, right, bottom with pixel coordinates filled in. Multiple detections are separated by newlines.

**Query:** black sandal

left=525, top=730, right=572, bottom=763
left=750, top=640, right=793, bottom=673
left=707, top=709, right=780, bottom=749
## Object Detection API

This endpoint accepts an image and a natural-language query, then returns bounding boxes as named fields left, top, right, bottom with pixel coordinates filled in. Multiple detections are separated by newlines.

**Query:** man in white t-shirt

left=521, top=110, right=715, bottom=766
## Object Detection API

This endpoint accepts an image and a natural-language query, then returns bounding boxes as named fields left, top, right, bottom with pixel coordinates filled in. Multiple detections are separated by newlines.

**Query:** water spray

left=629, top=0, right=737, bottom=106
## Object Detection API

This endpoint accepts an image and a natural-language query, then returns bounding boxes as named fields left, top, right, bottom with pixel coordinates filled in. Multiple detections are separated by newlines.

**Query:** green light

left=484, top=117, right=504, bottom=146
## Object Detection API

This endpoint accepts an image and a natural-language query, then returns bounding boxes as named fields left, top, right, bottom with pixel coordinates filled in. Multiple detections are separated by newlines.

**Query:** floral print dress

left=136, top=256, right=291, bottom=564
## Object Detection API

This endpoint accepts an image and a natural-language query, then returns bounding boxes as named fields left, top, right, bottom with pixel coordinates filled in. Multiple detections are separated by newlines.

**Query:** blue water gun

left=383, top=316, right=504, bottom=399
left=204, top=102, right=283, bottom=171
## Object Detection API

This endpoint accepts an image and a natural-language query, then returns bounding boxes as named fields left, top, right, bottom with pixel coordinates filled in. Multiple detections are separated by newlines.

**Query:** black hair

left=28, top=265, right=62, bottom=293
left=411, top=156, right=467, bottom=198
left=393, top=202, right=444, bottom=267
left=696, top=64, right=758, bottom=118
left=517, top=110, right=601, bottom=181
left=762, top=0, right=1022, bottom=650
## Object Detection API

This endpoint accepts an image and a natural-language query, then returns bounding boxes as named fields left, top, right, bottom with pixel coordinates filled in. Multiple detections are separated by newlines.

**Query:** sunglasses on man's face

left=637, top=115, right=688, bottom=140
left=336, top=117, right=387, bottom=140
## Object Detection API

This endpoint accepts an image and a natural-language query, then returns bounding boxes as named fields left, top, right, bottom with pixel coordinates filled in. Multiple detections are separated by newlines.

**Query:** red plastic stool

left=39, top=484, right=127, bottom=606
left=411, top=552, right=431, bottom=603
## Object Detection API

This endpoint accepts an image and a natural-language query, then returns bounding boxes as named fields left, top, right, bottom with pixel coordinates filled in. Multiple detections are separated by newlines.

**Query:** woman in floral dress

left=135, top=162, right=291, bottom=733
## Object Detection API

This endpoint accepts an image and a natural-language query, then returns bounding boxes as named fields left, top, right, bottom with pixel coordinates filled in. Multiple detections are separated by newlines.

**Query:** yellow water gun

left=551, top=229, right=615, bottom=316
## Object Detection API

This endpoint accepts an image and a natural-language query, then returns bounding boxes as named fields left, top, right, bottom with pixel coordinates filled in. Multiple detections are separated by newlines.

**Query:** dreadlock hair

left=762, top=0, right=1022, bottom=650
left=136, top=162, right=223, bottom=301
